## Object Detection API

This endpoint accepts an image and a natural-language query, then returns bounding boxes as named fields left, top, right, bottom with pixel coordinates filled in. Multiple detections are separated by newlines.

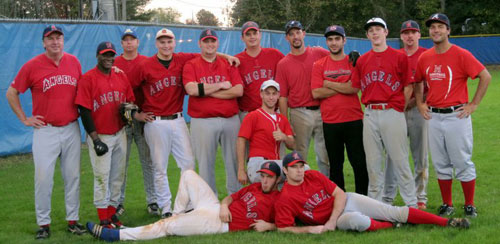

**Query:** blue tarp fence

left=0, top=20, right=498, bottom=156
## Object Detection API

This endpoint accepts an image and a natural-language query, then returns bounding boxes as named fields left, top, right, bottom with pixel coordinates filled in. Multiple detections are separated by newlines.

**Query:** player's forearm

left=6, top=86, right=28, bottom=122
left=185, top=82, right=221, bottom=96
left=284, top=136, right=295, bottom=150
left=221, top=195, right=233, bottom=206
left=328, top=189, right=346, bottom=224
left=210, top=85, right=243, bottom=99
left=403, top=84, right=413, bottom=108
left=236, top=137, right=247, bottom=172
left=278, top=226, right=318, bottom=234
left=326, top=81, right=359, bottom=94
left=312, top=87, right=337, bottom=99
left=470, top=69, right=491, bottom=106
left=278, top=97, right=288, bottom=117
left=79, top=105, right=99, bottom=140
left=414, top=82, right=425, bottom=106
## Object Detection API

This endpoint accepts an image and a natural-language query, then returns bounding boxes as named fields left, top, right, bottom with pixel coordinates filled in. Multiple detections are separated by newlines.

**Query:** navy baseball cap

left=324, top=25, right=346, bottom=37
left=96, top=41, right=117, bottom=55
left=400, top=20, right=420, bottom=33
left=121, top=28, right=137, bottom=40
left=242, top=21, right=259, bottom=35
left=285, top=20, right=304, bottom=34
left=257, top=161, right=281, bottom=177
left=43, top=25, right=63, bottom=38
left=282, top=151, right=307, bottom=168
left=425, top=13, right=450, bottom=27
left=364, top=17, right=387, bottom=30
left=200, top=29, right=218, bottom=41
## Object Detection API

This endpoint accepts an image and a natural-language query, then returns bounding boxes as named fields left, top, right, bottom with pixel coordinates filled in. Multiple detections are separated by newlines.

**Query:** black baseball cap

left=199, top=29, right=218, bottom=41
left=364, top=17, right=387, bottom=30
left=282, top=151, right=307, bottom=168
left=425, top=13, right=450, bottom=27
left=242, top=21, right=259, bottom=35
left=43, top=25, right=63, bottom=39
left=285, top=20, right=304, bottom=34
left=121, top=28, right=138, bottom=40
left=400, top=20, right=420, bottom=33
left=324, top=25, right=346, bottom=38
left=96, top=41, right=117, bottom=55
left=257, top=161, right=281, bottom=177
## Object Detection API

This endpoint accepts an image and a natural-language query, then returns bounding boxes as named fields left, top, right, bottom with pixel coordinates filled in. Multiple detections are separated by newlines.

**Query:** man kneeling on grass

left=87, top=162, right=281, bottom=241
left=275, top=151, right=471, bottom=234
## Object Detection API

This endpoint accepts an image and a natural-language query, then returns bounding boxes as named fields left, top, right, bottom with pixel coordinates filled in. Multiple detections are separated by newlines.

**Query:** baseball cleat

left=110, top=214, right=123, bottom=229
left=115, top=204, right=125, bottom=216
left=438, top=204, right=455, bottom=216
left=68, top=222, right=87, bottom=235
left=464, top=205, right=478, bottom=218
left=35, top=226, right=50, bottom=240
left=161, top=212, right=173, bottom=219
left=447, top=218, right=470, bottom=229
left=87, top=222, right=120, bottom=242
left=147, top=203, right=161, bottom=216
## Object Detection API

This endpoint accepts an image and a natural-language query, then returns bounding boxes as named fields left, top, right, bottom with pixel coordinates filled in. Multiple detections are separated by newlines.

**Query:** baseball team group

left=6, top=11, right=491, bottom=241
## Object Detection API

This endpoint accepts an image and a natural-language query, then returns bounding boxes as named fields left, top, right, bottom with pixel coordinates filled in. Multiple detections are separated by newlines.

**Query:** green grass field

left=1, top=69, right=499, bottom=244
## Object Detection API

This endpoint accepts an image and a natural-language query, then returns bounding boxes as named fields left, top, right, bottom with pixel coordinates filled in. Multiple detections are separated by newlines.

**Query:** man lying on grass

left=275, top=151, right=471, bottom=233
left=87, top=162, right=281, bottom=241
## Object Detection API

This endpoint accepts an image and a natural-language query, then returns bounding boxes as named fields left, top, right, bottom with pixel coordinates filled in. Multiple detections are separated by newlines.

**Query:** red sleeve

left=351, top=64, right=361, bottom=89
left=274, top=196, right=297, bottom=228
left=275, top=61, right=288, bottom=97
left=317, top=47, right=330, bottom=57
left=280, top=115, right=294, bottom=136
left=182, top=61, right=197, bottom=85
left=315, top=171, right=337, bottom=195
left=230, top=185, right=247, bottom=201
left=400, top=54, right=412, bottom=85
left=229, top=65, right=243, bottom=86
left=122, top=74, right=135, bottom=102
left=462, top=50, right=485, bottom=79
left=238, top=112, right=254, bottom=139
left=311, top=60, right=324, bottom=90
left=74, top=74, right=93, bottom=110
left=11, top=61, right=33, bottom=93
left=414, top=55, right=425, bottom=83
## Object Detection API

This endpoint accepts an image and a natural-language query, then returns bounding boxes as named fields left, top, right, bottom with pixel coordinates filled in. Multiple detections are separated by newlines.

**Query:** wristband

left=198, top=83, right=205, bottom=97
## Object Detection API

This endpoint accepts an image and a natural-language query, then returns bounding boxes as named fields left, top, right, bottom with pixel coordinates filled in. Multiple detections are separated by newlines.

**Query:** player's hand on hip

left=417, top=103, right=431, bottom=120
left=23, top=115, right=45, bottom=128
left=308, top=225, right=325, bottom=234
left=134, top=111, right=155, bottom=122
left=219, top=81, right=232, bottom=90
left=219, top=205, right=232, bottom=222
left=456, top=103, right=476, bottom=119
left=93, top=138, right=109, bottom=156
left=272, top=127, right=286, bottom=141
left=250, top=219, right=272, bottom=232
left=238, top=169, right=249, bottom=185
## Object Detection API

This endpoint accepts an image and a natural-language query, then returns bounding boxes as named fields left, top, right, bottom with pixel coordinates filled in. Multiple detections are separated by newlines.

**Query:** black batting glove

left=348, top=50, right=361, bottom=67
left=93, top=138, right=109, bottom=156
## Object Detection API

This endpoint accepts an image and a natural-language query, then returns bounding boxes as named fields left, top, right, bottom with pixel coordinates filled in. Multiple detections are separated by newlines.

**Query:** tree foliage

left=149, top=7, right=182, bottom=24
left=230, top=0, right=500, bottom=37
left=196, top=9, right=219, bottom=26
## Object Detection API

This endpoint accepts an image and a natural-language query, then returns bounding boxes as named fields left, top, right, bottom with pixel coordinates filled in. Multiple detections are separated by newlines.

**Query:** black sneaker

left=116, top=204, right=125, bottom=216
left=161, top=212, right=173, bottom=219
left=464, top=205, right=478, bottom=218
left=147, top=203, right=160, bottom=216
left=68, top=222, right=87, bottom=235
left=438, top=204, right=455, bottom=216
left=447, top=218, right=470, bottom=228
left=35, top=226, right=50, bottom=240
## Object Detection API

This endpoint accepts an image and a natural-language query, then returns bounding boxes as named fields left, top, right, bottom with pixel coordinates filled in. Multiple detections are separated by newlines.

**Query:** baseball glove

left=119, top=102, right=139, bottom=126
left=348, top=50, right=361, bottom=67
left=93, top=138, right=108, bottom=156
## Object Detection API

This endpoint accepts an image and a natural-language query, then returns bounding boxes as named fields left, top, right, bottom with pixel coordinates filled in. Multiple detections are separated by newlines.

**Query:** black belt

left=155, top=113, right=182, bottom=120
left=305, top=106, right=320, bottom=110
left=429, top=104, right=464, bottom=114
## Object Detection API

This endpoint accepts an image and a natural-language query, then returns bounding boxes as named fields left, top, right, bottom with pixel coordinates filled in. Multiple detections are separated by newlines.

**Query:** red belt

left=367, top=104, right=391, bottom=110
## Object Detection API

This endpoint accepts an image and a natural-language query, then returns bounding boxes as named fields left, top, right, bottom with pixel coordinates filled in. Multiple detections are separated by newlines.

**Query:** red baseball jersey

left=235, top=48, right=284, bottom=112
left=400, top=47, right=428, bottom=96
left=415, top=45, right=485, bottom=108
left=182, top=56, right=243, bottom=118
left=351, top=46, right=412, bottom=112
left=75, top=67, right=135, bottom=134
left=275, top=170, right=337, bottom=228
left=133, top=53, right=198, bottom=116
left=228, top=182, right=280, bottom=231
left=238, top=108, right=294, bottom=159
left=11, top=53, right=81, bottom=126
left=275, top=47, right=329, bottom=108
left=114, top=54, right=148, bottom=107
left=311, top=55, right=363, bottom=123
